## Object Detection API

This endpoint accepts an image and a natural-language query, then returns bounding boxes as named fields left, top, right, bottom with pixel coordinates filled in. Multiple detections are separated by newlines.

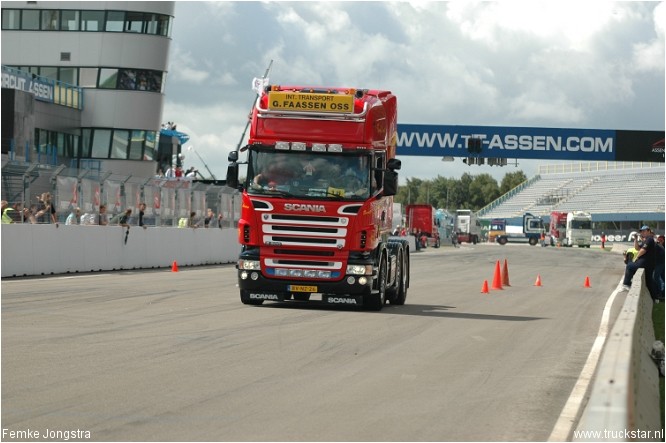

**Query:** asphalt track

left=1, top=243, right=626, bottom=441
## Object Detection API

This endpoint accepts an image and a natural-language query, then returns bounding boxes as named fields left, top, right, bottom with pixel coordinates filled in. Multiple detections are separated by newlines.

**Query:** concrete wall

left=1, top=224, right=240, bottom=277
left=574, top=269, right=662, bottom=441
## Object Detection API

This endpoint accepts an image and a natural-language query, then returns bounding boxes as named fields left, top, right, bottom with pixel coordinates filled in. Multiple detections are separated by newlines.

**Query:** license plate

left=289, top=285, right=317, bottom=292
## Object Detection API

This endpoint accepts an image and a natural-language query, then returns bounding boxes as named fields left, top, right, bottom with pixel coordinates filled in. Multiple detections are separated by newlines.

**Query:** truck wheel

left=529, top=237, right=537, bottom=246
left=472, top=236, right=478, bottom=245
left=391, top=250, right=408, bottom=305
left=366, top=257, right=387, bottom=311
left=240, top=290, right=263, bottom=305
left=498, top=237, right=507, bottom=245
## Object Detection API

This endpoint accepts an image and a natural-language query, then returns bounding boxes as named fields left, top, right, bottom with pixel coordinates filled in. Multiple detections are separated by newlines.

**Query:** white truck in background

left=566, top=211, right=592, bottom=247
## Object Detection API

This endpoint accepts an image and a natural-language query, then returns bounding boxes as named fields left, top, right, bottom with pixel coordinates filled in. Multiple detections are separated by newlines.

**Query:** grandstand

left=478, top=162, right=665, bottom=228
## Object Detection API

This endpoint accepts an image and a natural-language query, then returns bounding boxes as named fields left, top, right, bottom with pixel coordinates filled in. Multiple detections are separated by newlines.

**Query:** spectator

left=622, top=225, right=657, bottom=298
left=185, top=167, right=198, bottom=178
left=175, top=166, right=184, bottom=178
left=655, top=235, right=665, bottom=301
left=601, top=232, right=606, bottom=249
left=155, top=168, right=164, bottom=178
left=1, top=200, right=15, bottom=224
left=188, top=211, right=198, bottom=228
left=451, top=231, right=458, bottom=248
left=65, top=207, right=81, bottom=225
left=217, top=213, right=225, bottom=229
left=138, top=202, right=146, bottom=228
left=204, top=208, right=215, bottom=228
left=34, top=192, right=56, bottom=224
left=98, top=204, right=109, bottom=226
left=165, top=165, right=176, bottom=178
left=118, top=208, right=132, bottom=227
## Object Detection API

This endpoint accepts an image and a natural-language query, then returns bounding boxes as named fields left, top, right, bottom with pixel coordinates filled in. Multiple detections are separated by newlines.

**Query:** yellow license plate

left=289, top=285, right=317, bottom=293
left=268, top=91, right=353, bottom=113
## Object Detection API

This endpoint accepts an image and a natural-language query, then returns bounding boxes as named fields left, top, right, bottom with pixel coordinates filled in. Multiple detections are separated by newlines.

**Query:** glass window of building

left=129, top=131, right=146, bottom=160
left=105, top=11, right=124, bottom=32
left=40, top=66, right=58, bottom=81
left=110, top=130, right=130, bottom=159
left=98, top=68, right=118, bottom=89
left=60, top=10, right=79, bottom=31
left=91, top=129, right=112, bottom=158
left=41, top=10, right=59, bottom=30
left=2, top=9, right=21, bottom=29
left=81, top=10, right=104, bottom=31
left=79, top=68, right=98, bottom=88
left=155, top=14, right=171, bottom=36
left=81, top=129, right=92, bottom=157
left=22, top=9, right=40, bottom=30
left=59, top=67, right=77, bottom=85
left=144, top=132, right=156, bottom=161
left=125, top=11, right=145, bottom=33
left=118, top=69, right=138, bottom=90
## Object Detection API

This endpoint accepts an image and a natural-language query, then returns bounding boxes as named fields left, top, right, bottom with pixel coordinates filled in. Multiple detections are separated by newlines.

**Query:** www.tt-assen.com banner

left=396, top=124, right=665, bottom=163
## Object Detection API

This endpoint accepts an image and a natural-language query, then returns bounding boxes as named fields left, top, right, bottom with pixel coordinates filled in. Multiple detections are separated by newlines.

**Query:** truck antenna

left=235, top=59, right=273, bottom=152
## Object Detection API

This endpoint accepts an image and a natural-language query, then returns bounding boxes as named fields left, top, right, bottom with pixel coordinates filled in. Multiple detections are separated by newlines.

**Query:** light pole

left=187, top=146, right=216, bottom=180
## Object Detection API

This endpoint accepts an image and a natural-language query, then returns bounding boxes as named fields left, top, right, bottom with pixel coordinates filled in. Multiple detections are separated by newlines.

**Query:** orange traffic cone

left=584, top=276, right=591, bottom=288
left=502, top=259, right=511, bottom=287
left=534, top=274, right=542, bottom=287
left=171, top=260, right=179, bottom=272
left=481, top=280, right=489, bottom=293
left=491, top=260, right=503, bottom=290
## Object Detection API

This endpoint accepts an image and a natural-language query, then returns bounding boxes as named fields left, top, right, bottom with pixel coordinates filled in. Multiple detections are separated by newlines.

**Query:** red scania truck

left=226, top=85, right=409, bottom=310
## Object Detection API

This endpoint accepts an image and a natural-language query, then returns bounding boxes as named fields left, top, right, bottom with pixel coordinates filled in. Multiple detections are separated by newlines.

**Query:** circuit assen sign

left=396, top=124, right=665, bottom=163
left=1, top=66, right=54, bottom=102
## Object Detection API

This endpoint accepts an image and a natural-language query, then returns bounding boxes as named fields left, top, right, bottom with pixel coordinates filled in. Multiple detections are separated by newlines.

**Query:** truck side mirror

left=387, top=158, right=401, bottom=171
left=226, top=162, right=239, bottom=189
left=383, top=170, right=398, bottom=196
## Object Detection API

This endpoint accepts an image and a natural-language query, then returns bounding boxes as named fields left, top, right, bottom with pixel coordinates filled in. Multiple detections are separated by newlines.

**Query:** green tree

left=500, top=170, right=528, bottom=195
left=469, top=174, right=500, bottom=209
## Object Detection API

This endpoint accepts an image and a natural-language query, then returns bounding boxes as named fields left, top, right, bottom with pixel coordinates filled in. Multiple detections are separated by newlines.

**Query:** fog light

left=358, top=276, right=368, bottom=285
left=347, top=276, right=356, bottom=285
left=240, top=271, right=248, bottom=280
left=251, top=272, right=259, bottom=280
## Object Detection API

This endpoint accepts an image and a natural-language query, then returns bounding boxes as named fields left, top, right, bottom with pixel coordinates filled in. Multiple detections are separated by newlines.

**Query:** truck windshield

left=571, top=220, right=592, bottom=229
left=246, top=148, right=372, bottom=200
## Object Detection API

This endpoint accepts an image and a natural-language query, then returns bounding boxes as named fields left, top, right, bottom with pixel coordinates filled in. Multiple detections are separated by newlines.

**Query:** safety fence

left=1, top=160, right=240, bottom=228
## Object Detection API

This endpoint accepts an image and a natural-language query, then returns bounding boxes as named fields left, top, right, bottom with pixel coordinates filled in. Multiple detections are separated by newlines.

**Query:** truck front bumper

left=237, top=269, right=374, bottom=300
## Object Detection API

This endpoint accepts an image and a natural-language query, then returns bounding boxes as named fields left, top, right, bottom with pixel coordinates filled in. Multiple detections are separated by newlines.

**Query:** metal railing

left=1, top=158, right=240, bottom=228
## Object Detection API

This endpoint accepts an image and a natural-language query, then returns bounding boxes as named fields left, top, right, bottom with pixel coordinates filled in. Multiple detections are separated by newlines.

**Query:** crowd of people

left=1, top=197, right=227, bottom=230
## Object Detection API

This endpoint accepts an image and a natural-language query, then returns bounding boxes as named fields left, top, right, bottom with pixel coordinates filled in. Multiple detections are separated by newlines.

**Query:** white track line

left=547, top=279, right=624, bottom=441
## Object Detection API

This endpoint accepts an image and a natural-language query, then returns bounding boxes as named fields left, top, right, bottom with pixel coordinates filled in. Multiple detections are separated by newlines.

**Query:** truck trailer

left=226, top=85, right=409, bottom=310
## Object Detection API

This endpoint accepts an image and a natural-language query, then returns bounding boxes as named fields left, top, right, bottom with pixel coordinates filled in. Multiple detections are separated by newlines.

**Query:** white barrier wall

left=1, top=224, right=240, bottom=277
left=574, top=270, right=662, bottom=441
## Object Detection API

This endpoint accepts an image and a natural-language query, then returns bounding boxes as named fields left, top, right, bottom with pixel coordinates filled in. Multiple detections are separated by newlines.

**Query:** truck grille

left=259, top=212, right=350, bottom=279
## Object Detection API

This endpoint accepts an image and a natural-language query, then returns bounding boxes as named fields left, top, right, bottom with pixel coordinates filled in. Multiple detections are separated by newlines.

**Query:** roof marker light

left=276, top=142, right=290, bottom=150
left=328, top=144, right=343, bottom=152
left=312, top=144, right=327, bottom=152
left=291, top=142, right=306, bottom=151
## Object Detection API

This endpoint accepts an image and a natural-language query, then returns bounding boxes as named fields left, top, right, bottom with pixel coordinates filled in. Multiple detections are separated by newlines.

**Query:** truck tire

left=366, top=256, right=387, bottom=311
left=240, top=290, right=263, bottom=305
left=498, top=237, right=507, bottom=245
left=391, top=249, right=408, bottom=305
left=529, top=237, right=538, bottom=246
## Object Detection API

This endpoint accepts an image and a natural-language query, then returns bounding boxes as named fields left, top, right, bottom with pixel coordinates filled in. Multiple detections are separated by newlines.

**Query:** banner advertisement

left=396, top=124, right=664, bottom=163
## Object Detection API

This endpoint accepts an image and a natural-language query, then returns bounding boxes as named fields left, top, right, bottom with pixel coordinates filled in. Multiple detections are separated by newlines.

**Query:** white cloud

left=166, top=1, right=665, bottom=182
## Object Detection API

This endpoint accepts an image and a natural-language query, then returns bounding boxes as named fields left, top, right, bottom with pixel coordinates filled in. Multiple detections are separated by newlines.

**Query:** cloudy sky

left=163, top=1, right=665, bottom=182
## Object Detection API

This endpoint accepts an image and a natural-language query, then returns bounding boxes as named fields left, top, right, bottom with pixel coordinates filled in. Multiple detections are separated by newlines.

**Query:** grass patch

left=653, top=301, right=664, bottom=433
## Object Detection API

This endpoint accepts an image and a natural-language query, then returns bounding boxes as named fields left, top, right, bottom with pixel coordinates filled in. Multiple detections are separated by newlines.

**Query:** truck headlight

left=239, top=259, right=261, bottom=270
left=346, top=264, right=372, bottom=275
